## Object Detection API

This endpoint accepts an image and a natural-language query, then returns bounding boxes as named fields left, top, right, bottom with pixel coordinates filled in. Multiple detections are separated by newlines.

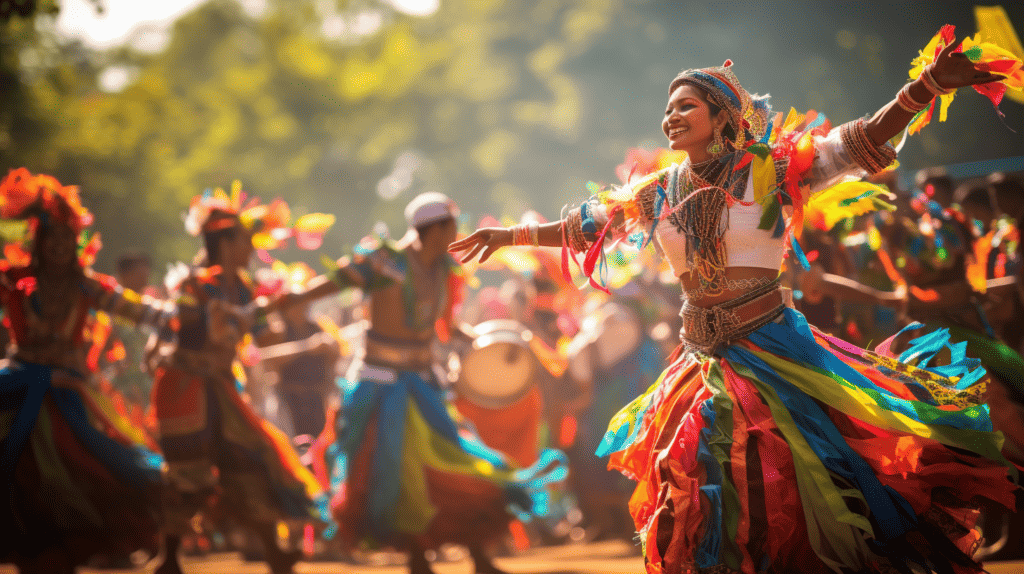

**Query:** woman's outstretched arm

left=449, top=221, right=566, bottom=263
left=864, top=35, right=1004, bottom=146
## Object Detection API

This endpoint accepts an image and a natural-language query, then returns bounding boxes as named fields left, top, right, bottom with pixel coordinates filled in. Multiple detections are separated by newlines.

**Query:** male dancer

left=275, top=192, right=561, bottom=574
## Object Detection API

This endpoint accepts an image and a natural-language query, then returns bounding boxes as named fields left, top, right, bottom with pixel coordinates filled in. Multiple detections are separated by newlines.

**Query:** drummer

left=564, top=287, right=665, bottom=542
left=269, top=192, right=562, bottom=574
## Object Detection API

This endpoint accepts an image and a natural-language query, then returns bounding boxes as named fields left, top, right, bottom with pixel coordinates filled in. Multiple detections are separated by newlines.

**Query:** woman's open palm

left=931, top=35, right=1005, bottom=89
left=448, top=227, right=511, bottom=264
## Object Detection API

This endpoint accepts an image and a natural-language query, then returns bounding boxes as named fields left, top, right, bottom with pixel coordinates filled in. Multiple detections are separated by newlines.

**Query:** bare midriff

left=679, top=266, right=779, bottom=308
left=367, top=285, right=436, bottom=344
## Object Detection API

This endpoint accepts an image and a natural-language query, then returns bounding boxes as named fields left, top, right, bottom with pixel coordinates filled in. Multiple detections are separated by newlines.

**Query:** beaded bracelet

left=896, top=84, right=930, bottom=113
left=920, top=65, right=954, bottom=96
left=563, top=208, right=591, bottom=253
left=839, top=119, right=898, bottom=175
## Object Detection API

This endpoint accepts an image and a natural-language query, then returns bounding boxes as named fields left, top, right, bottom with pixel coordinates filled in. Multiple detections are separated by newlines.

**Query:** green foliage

left=2, top=0, right=1021, bottom=276
left=2, top=0, right=622, bottom=271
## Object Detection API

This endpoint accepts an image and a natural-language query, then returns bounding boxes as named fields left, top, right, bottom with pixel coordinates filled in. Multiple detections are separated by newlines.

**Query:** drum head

left=457, top=340, right=535, bottom=409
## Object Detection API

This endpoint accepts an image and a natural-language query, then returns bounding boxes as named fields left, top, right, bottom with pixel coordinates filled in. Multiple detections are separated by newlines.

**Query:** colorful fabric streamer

left=599, top=308, right=1017, bottom=573
left=330, top=368, right=568, bottom=549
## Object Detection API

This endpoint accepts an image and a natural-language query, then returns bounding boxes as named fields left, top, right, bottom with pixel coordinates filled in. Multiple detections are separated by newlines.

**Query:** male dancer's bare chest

left=367, top=250, right=448, bottom=342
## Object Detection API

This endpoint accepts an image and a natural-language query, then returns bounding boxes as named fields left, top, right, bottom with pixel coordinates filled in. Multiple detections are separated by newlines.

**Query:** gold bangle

left=528, top=221, right=540, bottom=247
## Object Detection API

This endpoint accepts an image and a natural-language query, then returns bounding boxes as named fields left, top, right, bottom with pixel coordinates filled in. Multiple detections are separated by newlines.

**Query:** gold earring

left=707, top=127, right=724, bottom=155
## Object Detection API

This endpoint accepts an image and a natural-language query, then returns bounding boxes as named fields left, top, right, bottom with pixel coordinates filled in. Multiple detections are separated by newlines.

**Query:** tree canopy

left=1, top=0, right=1021, bottom=273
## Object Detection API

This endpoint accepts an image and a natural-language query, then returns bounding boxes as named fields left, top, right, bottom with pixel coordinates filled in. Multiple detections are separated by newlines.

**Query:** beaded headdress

left=671, top=60, right=772, bottom=147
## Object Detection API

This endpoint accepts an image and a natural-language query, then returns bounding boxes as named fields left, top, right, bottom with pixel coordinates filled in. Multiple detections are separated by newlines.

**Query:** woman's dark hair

left=953, top=179, right=995, bottom=212
left=989, top=171, right=1024, bottom=221
left=914, top=167, right=955, bottom=207
left=201, top=211, right=241, bottom=266
left=667, top=78, right=737, bottom=143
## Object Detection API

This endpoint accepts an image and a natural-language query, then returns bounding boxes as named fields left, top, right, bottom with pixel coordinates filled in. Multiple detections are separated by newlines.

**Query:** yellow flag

left=975, top=5, right=1024, bottom=104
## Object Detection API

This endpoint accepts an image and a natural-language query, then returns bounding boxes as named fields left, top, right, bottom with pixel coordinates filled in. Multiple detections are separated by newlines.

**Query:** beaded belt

left=680, top=280, right=786, bottom=356
left=364, top=332, right=434, bottom=370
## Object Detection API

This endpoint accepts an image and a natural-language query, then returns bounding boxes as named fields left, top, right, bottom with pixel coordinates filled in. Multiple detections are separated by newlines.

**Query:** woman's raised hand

left=448, top=227, right=513, bottom=264
left=930, top=35, right=1005, bottom=89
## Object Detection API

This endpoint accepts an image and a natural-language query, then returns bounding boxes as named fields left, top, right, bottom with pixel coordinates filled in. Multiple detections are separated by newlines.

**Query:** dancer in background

left=258, top=262, right=340, bottom=442
left=452, top=27, right=1022, bottom=574
left=273, top=192, right=565, bottom=574
left=150, top=187, right=328, bottom=574
left=564, top=285, right=665, bottom=542
left=0, top=169, right=171, bottom=574
left=106, top=252, right=161, bottom=415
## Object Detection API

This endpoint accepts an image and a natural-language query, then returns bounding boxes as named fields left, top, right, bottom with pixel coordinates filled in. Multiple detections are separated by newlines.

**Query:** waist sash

left=680, top=280, right=786, bottom=355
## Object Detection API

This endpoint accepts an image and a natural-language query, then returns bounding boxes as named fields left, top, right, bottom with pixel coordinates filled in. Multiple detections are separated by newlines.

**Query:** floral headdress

left=671, top=60, right=773, bottom=147
left=184, top=180, right=334, bottom=253
left=0, top=168, right=102, bottom=269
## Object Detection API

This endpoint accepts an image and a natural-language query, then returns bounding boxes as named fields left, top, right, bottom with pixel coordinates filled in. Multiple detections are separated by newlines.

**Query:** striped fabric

left=599, top=308, right=1017, bottom=574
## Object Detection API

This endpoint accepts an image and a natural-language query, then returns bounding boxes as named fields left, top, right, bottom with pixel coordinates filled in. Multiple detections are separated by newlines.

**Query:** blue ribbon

left=695, top=399, right=724, bottom=568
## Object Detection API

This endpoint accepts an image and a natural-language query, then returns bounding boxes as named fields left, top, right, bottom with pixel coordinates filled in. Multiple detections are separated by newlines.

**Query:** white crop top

left=592, top=126, right=875, bottom=275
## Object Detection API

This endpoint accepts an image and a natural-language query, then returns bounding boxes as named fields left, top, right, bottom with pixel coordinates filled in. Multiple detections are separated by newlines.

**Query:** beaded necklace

left=666, top=151, right=753, bottom=297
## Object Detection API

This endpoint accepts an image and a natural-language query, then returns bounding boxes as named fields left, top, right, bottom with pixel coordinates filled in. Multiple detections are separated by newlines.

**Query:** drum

left=455, top=319, right=536, bottom=409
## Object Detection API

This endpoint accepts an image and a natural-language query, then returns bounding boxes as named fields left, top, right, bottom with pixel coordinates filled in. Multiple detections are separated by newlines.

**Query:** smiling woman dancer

left=451, top=29, right=1023, bottom=574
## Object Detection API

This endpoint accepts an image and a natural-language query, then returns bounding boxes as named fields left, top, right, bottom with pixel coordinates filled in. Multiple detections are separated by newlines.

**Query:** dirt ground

left=1, top=540, right=1022, bottom=573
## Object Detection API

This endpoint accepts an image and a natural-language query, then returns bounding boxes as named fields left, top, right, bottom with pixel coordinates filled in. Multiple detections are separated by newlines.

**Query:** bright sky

left=55, top=0, right=440, bottom=51
left=55, top=0, right=210, bottom=51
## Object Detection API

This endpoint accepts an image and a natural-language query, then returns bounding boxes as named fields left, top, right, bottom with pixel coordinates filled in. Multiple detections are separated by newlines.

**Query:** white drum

left=455, top=319, right=536, bottom=409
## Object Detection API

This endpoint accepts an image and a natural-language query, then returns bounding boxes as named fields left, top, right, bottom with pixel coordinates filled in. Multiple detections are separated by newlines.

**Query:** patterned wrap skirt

left=0, top=361, right=163, bottom=562
left=151, top=363, right=329, bottom=532
left=327, top=364, right=566, bottom=550
left=598, top=308, right=1018, bottom=574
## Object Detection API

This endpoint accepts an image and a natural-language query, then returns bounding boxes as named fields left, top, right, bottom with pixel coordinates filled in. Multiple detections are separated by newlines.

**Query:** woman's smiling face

left=662, top=84, right=725, bottom=157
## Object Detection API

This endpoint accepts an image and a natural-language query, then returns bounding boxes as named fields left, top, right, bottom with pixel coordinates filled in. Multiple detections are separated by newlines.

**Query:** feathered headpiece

left=0, top=168, right=93, bottom=234
left=671, top=60, right=773, bottom=147
left=184, top=180, right=334, bottom=252
left=0, top=168, right=101, bottom=269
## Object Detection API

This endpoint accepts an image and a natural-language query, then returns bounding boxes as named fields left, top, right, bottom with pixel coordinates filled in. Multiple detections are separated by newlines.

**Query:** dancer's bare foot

left=469, top=545, right=511, bottom=574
